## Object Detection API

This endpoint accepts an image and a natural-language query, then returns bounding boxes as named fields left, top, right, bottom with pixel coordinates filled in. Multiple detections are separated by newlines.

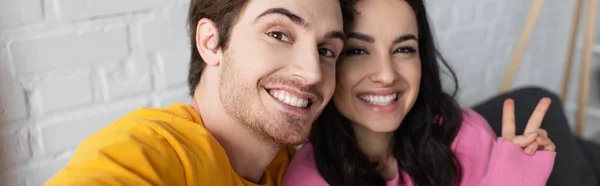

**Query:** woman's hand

left=501, top=98, right=556, bottom=155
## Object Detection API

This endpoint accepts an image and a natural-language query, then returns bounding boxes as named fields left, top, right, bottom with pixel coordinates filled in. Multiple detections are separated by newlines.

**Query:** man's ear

left=196, top=18, right=222, bottom=66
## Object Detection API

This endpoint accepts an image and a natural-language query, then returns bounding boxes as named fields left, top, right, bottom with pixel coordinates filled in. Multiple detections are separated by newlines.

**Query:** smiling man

left=45, top=0, right=354, bottom=185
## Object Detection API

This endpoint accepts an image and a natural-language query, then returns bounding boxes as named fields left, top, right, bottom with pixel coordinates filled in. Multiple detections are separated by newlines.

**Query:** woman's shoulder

left=451, top=109, right=498, bottom=154
left=287, top=143, right=317, bottom=169
left=282, top=143, right=330, bottom=186
left=457, top=109, right=497, bottom=139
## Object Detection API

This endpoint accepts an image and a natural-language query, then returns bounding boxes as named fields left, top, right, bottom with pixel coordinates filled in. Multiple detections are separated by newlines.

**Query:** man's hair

left=186, top=0, right=356, bottom=95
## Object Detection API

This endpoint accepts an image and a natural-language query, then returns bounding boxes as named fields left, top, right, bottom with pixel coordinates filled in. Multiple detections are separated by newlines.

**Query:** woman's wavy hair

left=310, top=0, right=463, bottom=185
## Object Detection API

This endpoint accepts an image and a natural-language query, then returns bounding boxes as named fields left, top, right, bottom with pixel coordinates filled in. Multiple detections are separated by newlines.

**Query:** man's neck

left=192, top=84, right=280, bottom=183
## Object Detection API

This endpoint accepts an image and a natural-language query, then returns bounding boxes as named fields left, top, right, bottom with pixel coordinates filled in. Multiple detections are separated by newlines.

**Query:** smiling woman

left=282, top=0, right=558, bottom=186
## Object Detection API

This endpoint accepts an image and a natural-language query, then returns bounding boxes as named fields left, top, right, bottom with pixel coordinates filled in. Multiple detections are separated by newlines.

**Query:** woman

left=282, top=0, right=556, bottom=185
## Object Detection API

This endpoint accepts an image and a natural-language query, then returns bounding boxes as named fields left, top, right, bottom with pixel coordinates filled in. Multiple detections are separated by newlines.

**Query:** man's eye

left=318, top=48, right=336, bottom=58
left=267, top=31, right=290, bottom=42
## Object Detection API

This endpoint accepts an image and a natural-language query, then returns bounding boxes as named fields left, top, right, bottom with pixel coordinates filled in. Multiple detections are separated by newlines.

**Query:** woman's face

left=333, top=0, right=421, bottom=133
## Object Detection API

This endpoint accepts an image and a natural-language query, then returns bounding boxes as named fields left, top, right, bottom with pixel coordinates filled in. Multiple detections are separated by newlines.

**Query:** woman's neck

left=353, top=124, right=397, bottom=180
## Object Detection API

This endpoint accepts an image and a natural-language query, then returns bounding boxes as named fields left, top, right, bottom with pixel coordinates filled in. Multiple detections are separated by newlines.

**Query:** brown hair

left=186, top=0, right=356, bottom=95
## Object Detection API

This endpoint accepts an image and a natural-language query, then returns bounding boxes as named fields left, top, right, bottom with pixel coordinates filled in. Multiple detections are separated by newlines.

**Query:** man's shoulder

left=117, top=103, right=198, bottom=125
left=47, top=103, right=232, bottom=186
left=83, top=102, right=212, bottom=154
left=271, top=145, right=297, bottom=166
left=101, top=103, right=204, bottom=135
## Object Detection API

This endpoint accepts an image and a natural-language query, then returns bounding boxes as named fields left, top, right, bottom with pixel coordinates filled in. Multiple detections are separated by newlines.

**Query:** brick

left=24, top=157, right=69, bottom=186
left=501, top=0, right=530, bottom=15
left=103, top=67, right=153, bottom=100
left=528, top=32, right=549, bottom=58
left=40, top=106, right=141, bottom=156
left=0, top=171, right=26, bottom=186
left=0, top=0, right=44, bottom=28
left=153, top=49, right=191, bottom=89
left=142, top=4, right=189, bottom=52
left=482, top=61, right=508, bottom=91
left=0, top=66, right=28, bottom=123
left=157, top=87, right=191, bottom=107
left=57, top=0, right=164, bottom=20
left=452, top=1, right=478, bottom=26
left=510, top=53, right=537, bottom=88
left=477, top=1, right=502, bottom=22
left=431, top=4, right=453, bottom=32
left=37, top=70, right=94, bottom=113
left=458, top=89, right=495, bottom=108
left=489, top=21, right=519, bottom=42
left=539, top=5, right=570, bottom=30
left=0, top=45, right=8, bottom=64
left=444, top=26, right=490, bottom=57
left=454, top=63, right=489, bottom=103
left=528, top=39, right=566, bottom=94
left=11, top=28, right=129, bottom=75
left=0, top=131, right=31, bottom=166
left=485, top=41, right=513, bottom=65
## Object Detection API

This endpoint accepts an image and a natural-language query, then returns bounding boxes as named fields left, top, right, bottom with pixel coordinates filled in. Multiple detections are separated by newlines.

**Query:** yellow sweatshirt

left=45, top=103, right=295, bottom=186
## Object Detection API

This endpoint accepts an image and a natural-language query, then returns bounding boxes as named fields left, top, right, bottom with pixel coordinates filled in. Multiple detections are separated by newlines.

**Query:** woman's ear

left=195, top=18, right=222, bottom=66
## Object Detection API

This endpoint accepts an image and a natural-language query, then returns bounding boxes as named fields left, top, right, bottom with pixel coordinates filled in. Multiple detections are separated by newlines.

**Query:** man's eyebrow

left=254, top=8, right=306, bottom=27
left=325, top=31, right=347, bottom=42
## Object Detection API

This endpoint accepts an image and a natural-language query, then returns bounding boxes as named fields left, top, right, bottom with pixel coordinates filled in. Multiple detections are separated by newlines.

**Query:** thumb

left=510, top=132, right=538, bottom=147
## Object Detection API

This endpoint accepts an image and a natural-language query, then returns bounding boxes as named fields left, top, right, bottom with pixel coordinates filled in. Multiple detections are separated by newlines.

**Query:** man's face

left=219, top=0, right=345, bottom=145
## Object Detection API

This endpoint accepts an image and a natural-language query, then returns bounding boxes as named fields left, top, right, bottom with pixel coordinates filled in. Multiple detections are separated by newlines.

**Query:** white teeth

left=360, top=93, right=398, bottom=106
left=269, top=90, right=310, bottom=108
left=290, top=97, right=298, bottom=106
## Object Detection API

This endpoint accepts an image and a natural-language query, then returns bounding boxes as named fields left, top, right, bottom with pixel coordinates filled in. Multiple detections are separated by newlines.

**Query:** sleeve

left=481, top=138, right=556, bottom=186
left=281, top=143, right=330, bottom=186
left=44, top=122, right=186, bottom=186
left=454, top=109, right=556, bottom=186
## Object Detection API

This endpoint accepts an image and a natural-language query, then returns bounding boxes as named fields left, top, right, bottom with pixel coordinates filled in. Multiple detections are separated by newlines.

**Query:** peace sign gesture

left=502, top=97, right=556, bottom=155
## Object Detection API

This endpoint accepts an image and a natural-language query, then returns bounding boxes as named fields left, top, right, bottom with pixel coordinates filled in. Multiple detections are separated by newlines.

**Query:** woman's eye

left=394, top=47, right=416, bottom=54
left=318, top=48, right=336, bottom=58
left=343, top=48, right=368, bottom=56
left=267, top=31, right=290, bottom=42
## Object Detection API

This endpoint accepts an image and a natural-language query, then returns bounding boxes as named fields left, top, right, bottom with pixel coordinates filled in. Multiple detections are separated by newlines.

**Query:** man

left=45, top=0, right=354, bottom=185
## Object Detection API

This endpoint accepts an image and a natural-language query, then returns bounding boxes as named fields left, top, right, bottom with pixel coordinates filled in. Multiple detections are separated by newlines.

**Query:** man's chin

left=264, top=127, right=310, bottom=146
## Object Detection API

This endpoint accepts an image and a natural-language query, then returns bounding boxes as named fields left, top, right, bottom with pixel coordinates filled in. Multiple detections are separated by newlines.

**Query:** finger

left=544, top=141, right=556, bottom=151
left=536, top=129, right=548, bottom=138
left=510, top=133, right=537, bottom=147
left=536, top=136, right=556, bottom=151
left=502, top=99, right=516, bottom=139
left=524, top=98, right=552, bottom=134
left=525, top=143, right=539, bottom=155
left=535, top=136, right=552, bottom=146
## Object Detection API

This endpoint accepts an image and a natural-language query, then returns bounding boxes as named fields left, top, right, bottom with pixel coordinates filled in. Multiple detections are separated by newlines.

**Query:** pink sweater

left=282, top=109, right=556, bottom=186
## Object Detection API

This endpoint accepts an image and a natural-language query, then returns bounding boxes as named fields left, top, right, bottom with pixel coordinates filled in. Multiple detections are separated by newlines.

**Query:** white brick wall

left=56, top=0, right=165, bottom=21
left=37, top=70, right=94, bottom=112
left=0, top=0, right=44, bottom=28
left=0, top=67, right=28, bottom=123
left=11, top=27, right=130, bottom=75
left=0, top=0, right=598, bottom=185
